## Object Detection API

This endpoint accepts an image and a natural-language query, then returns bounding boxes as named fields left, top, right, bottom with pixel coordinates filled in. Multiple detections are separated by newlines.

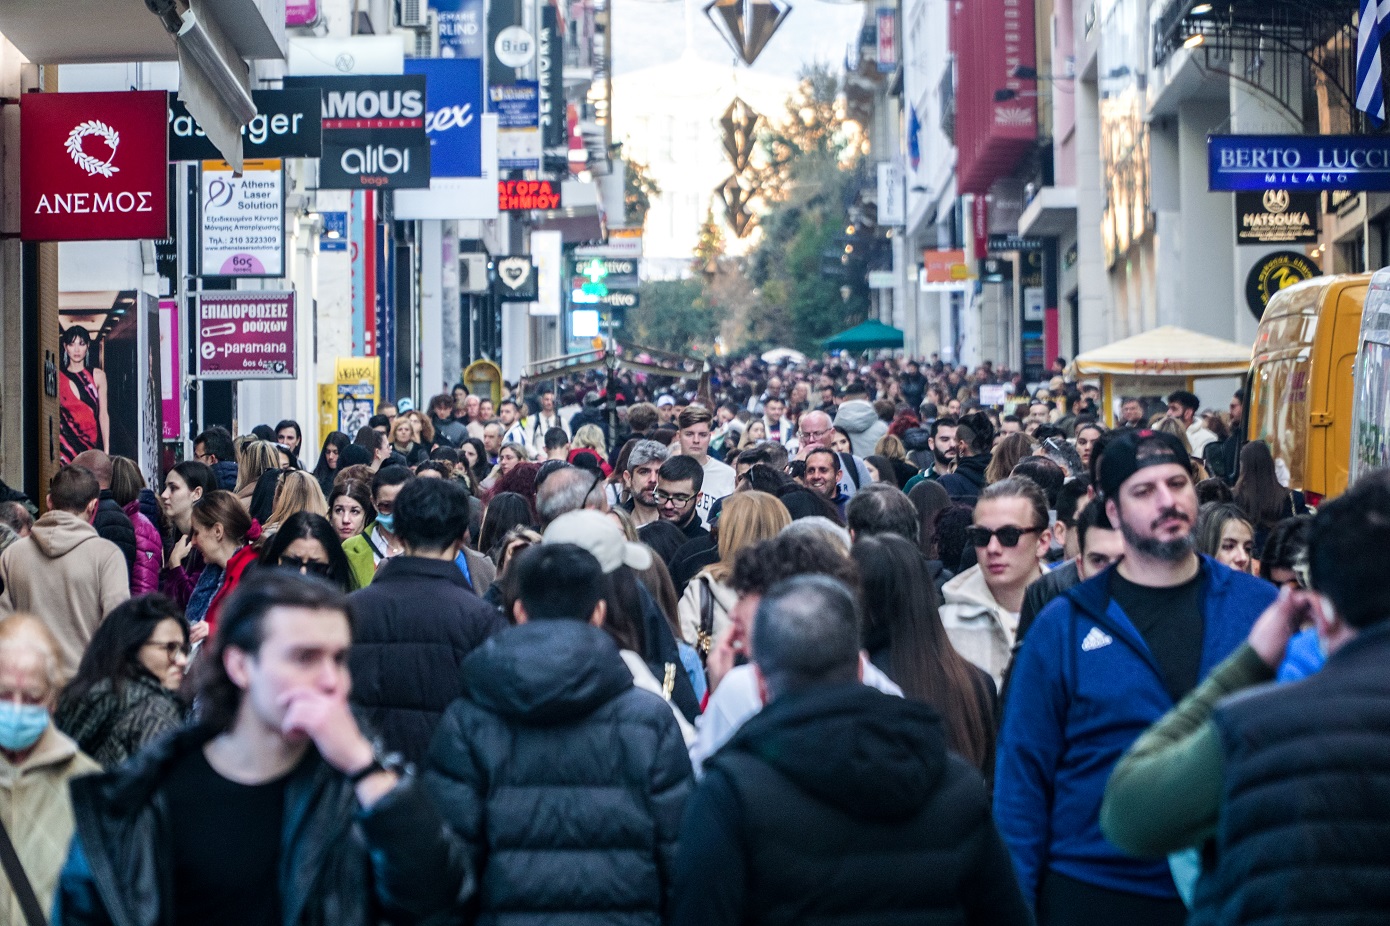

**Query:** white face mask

left=1315, top=593, right=1340, bottom=660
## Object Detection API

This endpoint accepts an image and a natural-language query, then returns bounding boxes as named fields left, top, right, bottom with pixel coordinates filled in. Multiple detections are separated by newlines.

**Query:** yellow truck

left=1248, top=273, right=1370, bottom=504
left=1349, top=268, right=1390, bottom=486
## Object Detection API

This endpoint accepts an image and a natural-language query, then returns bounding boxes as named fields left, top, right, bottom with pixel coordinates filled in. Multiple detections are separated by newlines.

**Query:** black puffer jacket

left=93, top=491, right=136, bottom=574
left=672, top=684, right=1030, bottom=926
left=54, top=724, right=471, bottom=926
left=425, top=620, right=693, bottom=926
left=348, top=556, right=505, bottom=763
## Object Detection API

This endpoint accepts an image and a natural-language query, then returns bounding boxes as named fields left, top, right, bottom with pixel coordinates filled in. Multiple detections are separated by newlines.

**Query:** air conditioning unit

left=461, top=254, right=490, bottom=293
left=398, top=0, right=429, bottom=28
left=414, top=11, right=439, bottom=57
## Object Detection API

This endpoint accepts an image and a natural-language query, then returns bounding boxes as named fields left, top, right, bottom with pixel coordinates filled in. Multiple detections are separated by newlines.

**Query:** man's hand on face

left=279, top=688, right=373, bottom=775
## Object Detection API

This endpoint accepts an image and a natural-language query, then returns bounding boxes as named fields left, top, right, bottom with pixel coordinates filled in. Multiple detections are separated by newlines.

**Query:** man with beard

left=802, top=449, right=847, bottom=517
left=621, top=440, right=671, bottom=528
left=994, top=429, right=1274, bottom=926
left=902, top=415, right=958, bottom=492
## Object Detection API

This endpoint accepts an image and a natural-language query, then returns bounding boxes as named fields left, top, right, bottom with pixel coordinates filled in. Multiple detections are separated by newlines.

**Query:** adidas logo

left=1081, top=627, right=1113, bottom=652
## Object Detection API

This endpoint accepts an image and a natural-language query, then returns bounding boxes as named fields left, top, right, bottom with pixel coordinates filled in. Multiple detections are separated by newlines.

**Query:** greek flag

left=1358, top=0, right=1390, bottom=124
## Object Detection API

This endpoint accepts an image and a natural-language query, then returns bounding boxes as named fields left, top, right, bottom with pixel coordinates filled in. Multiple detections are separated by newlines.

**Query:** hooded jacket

left=122, top=499, right=163, bottom=597
left=349, top=556, right=506, bottom=763
left=0, top=725, right=100, bottom=923
left=938, top=452, right=991, bottom=501
left=425, top=620, right=693, bottom=926
left=55, top=724, right=470, bottom=926
left=671, top=684, right=1030, bottom=926
left=833, top=400, right=889, bottom=458
left=0, top=511, right=129, bottom=676
left=994, top=556, right=1274, bottom=909
left=938, top=564, right=1023, bottom=687
left=209, top=460, right=238, bottom=491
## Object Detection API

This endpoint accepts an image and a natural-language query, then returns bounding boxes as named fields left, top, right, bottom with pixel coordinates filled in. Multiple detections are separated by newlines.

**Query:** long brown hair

left=984, top=432, right=1036, bottom=485
left=852, top=534, right=995, bottom=772
left=191, top=490, right=254, bottom=545
left=1233, top=440, right=1289, bottom=529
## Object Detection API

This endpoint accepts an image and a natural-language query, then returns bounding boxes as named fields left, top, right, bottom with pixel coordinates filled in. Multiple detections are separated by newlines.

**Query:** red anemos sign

left=21, top=91, right=169, bottom=241
left=499, top=180, right=561, bottom=211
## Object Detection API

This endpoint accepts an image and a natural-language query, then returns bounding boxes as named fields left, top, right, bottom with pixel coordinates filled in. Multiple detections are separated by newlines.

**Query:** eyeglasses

left=965, top=525, right=1044, bottom=548
left=797, top=427, right=832, bottom=443
left=144, top=640, right=191, bottom=658
left=280, top=557, right=334, bottom=577
left=653, top=488, right=696, bottom=506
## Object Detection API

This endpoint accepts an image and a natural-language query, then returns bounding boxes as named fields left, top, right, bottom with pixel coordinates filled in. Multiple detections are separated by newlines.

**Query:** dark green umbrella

left=822, top=318, right=905, bottom=351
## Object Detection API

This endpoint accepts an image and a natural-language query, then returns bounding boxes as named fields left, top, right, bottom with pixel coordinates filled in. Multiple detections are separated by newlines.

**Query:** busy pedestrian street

left=0, top=0, right=1388, bottom=924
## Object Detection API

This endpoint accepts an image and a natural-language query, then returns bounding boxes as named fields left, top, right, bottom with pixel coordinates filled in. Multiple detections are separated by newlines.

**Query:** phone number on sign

left=210, top=237, right=280, bottom=247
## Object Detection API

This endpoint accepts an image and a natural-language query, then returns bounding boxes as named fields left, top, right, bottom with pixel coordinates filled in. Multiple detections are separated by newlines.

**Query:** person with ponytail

left=186, top=490, right=263, bottom=638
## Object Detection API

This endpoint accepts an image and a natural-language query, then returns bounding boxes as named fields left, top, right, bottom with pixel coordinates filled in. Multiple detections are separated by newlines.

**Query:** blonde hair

left=708, top=490, right=791, bottom=582
left=606, top=506, right=639, bottom=541
left=875, top=433, right=907, bottom=461
left=573, top=424, right=607, bottom=455
left=1153, top=416, right=1193, bottom=455
left=236, top=440, right=280, bottom=494
left=266, top=470, right=328, bottom=528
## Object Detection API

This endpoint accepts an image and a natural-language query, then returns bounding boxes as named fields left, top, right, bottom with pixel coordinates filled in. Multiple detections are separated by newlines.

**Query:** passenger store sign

left=20, top=90, right=169, bottom=241
left=200, top=160, right=285, bottom=278
left=196, top=292, right=297, bottom=379
left=1209, top=135, right=1390, bottom=192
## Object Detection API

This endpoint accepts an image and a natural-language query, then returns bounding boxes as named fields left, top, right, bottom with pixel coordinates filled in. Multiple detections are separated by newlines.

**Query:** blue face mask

left=0, top=702, right=48, bottom=753
left=375, top=513, right=395, bottom=534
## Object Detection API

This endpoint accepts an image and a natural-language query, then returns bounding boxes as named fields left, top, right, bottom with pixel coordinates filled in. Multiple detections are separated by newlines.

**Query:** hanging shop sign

left=499, top=179, right=561, bottom=211
left=21, top=90, right=169, bottom=241
left=1210, top=135, right=1390, bottom=192
left=434, top=0, right=485, bottom=58
left=1235, top=190, right=1319, bottom=246
left=494, top=256, right=539, bottom=300
left=200, top=159, right=285, bottom=277
left=169, top=89, right=322, bottom=161
left=876, top=8, right=897, bottom=73
left=572, top=289, right=640, bottom=309
left=922, top=249, right=972, bottom=283
left=196, top=291, right=297, bottom=379
left=285, top=75, right=429, bottom=189
left=491, top=82, right=541, bottom=171
left=577, top=257, right=639, bottom=288
left=979, top=257, right=1013, bottom=283
left=539, top=7, right=566, bottom=149
left=159, top=299, right=182, bottom=441
left=1244, top=251, right=1321, bottom=321
left=988, top=234, right=1045, bottom=253
left=320, top=211, right=347, bottom=251
left=405, top=58, right=483, bottom=177
left=287, top=0, right=319, bottom=26
left=494, top=26, right=535, bottom=69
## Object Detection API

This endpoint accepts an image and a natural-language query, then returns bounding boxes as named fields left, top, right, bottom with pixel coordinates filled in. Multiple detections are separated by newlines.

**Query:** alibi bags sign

left=285, top=75, right=430, bottom=189
left=21, top=91, right=169, bottom=241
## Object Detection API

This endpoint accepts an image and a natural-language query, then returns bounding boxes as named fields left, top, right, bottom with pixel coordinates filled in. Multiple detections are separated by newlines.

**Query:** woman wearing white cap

left=543, top=511, right=699, bottom=744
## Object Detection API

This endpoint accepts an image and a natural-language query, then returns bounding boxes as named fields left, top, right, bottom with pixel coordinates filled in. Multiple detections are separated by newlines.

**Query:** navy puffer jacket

left=425, top=619, right=693, bottom=926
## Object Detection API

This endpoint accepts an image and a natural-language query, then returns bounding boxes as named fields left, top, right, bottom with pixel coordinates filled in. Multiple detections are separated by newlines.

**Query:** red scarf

left=204, top=546, right=259, bottom=639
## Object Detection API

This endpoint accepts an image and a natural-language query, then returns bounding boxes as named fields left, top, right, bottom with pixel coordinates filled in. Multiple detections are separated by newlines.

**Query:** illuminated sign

left=498, top=179, right=561, bottom=210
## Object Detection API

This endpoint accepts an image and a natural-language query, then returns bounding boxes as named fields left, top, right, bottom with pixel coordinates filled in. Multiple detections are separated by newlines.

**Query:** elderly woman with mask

left=0, top=614, right=100, bottom=922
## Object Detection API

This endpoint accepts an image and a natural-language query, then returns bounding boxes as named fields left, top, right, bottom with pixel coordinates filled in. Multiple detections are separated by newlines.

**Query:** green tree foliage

left=624, top=157, right=661, bottom=230
left=633, top=278, right=725, bottom=354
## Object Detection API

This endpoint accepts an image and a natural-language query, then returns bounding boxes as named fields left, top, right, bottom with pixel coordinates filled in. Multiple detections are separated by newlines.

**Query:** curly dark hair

left=730, top=531, right=859, bottom=597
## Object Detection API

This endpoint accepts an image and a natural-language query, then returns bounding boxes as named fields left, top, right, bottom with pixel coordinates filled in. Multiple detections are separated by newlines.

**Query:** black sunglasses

left=965, top=525, right=1044, bottom=548
left=280, top=557, right=333, bottom=577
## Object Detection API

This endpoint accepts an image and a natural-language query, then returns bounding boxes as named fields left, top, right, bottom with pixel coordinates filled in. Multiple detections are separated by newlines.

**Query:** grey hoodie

left=834, top=399, right=889, bottom=457
left=0, top=510, right=129, bottom=675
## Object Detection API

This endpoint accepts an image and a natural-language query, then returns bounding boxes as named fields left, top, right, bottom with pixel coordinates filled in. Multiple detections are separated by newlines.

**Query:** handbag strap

left=0, top=813, right=47, bottom=926
left=696, top=577, right=716, bottom=661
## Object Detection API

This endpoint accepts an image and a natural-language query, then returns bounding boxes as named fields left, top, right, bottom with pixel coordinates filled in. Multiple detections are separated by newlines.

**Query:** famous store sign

left=21, top=90, right=169, bottom=241
left=196, top=291, right=296, bottom=379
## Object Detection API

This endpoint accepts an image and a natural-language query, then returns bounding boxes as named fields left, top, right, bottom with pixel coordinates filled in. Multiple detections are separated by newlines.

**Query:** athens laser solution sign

left=200, top=159, right=285, bottom=277
left=21, top=90, right=169, bottom=241
left=196, top=292, right=296, bottom=379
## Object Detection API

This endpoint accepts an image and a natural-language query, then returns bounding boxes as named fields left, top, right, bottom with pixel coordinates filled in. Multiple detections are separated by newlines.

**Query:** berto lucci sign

left=1210, top=135, right=1390, bottom=192
left=21, top=90, right=169, bottom=241
left=285, top=75, right=430, bottom=189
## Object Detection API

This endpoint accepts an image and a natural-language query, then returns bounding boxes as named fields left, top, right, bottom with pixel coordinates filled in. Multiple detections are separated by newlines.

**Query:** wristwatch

left=347, top=746, right=407, bottom=784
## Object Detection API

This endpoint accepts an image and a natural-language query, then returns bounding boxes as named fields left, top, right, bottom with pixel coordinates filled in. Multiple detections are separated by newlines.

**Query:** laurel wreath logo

left=65, top=121, right=121, bottom=178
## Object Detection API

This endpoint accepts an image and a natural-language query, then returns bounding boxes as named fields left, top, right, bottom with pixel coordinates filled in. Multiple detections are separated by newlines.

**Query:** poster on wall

left=195, top=291, right=297, bottom=379
left=58, top=292, right=162, bottom=477
left=200, top=159, right=285, bottom=277
left=490, top=82, right=540, bottom=171
left=335, top=357, right=380, bottom=435
left=159, top=299, right=181, bottom=441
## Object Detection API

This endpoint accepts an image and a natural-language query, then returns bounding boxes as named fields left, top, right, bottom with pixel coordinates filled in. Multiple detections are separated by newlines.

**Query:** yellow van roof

left=1070, top=325, right=1252, bottom=377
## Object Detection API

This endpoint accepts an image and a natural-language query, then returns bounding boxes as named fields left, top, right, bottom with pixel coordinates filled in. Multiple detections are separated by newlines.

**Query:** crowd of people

left=0, top=350, right=1380, bottom=926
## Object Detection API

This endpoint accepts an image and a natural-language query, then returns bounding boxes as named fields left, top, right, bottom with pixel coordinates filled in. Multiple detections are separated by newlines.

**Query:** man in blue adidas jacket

left=995, top=429, right=1276, bottom=926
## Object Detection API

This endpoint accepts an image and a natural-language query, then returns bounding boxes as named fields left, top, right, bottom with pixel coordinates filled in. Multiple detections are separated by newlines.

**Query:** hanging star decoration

left=703, top=0, right=791, bottom=66
left=715, top=97, right=763, bottom=237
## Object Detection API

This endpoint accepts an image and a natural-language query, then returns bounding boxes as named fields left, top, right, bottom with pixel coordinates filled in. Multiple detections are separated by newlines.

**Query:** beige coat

left=0, top=511, right=130, bottom=676
left=937, top=564, right=1020, bottom=686
left=676, top=571, right=739, bottom=648
left=0, top=725, right=100, bottom=920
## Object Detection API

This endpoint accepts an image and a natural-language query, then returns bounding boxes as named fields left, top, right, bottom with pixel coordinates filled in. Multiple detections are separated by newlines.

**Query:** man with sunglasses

left=994, top=429, right=1274, bottom=926
left=655, top=455, right=710, bottom=543
left=938, top=477, right=1051, bottom=687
